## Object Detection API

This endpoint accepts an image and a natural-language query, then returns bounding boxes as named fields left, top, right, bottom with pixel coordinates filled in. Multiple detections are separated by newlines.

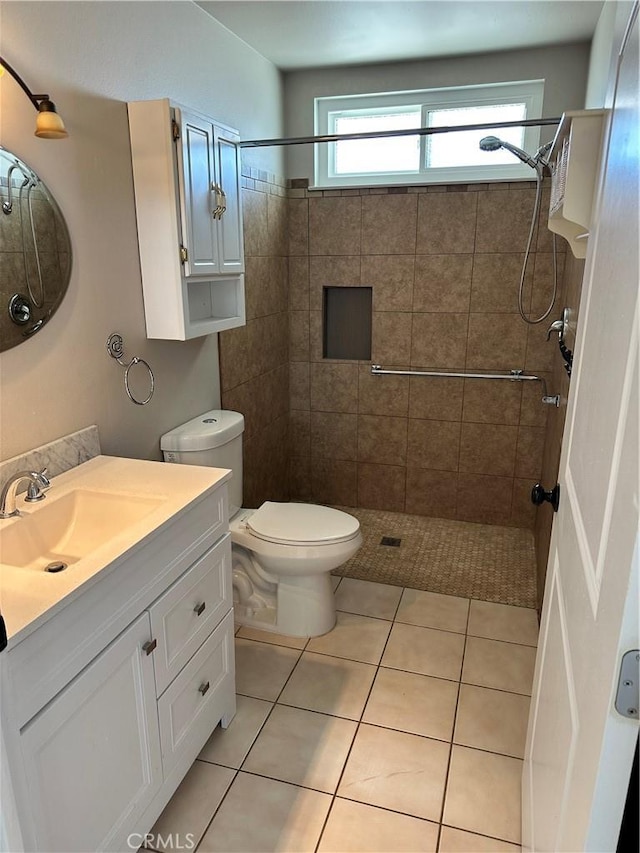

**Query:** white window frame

left=314, top=80, right=545, bottom=188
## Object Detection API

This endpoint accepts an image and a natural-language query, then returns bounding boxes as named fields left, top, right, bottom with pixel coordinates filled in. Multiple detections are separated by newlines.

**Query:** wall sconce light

left=0, top=55, right=68, bottom=139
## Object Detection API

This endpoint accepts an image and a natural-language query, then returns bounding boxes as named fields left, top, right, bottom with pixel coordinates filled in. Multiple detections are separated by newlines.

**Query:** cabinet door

left=19, top=613, right=162, bottom=853
left=178, top=111, right=220, bottom=277
left=215, top=126, right=245, bottom=274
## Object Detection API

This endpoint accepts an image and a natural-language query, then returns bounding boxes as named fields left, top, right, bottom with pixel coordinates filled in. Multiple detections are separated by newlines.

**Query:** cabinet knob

left=194, top=602, right=206, bottom=617
left=198, top=681, right=210, bottom=696
left=142, top=639, right=157, bottom=656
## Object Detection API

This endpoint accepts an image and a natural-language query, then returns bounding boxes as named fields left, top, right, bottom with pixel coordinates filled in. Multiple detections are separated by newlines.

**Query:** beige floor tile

left=338, top=724, right=450, bottom=821
left=439, top=826, right=521, bottom=852
left=443, top=746, right=523, bottom=844
left=363, top=667, right=459, bottom=741
left=397, top=589, right=470, bottom=633
left=198, top=772, right=332, bottom=852
left=199, top=694, right=273, bottom=768
left=468, top=600, right=539, bottom=646
left=307, top=611, right=392, bottom=664
left=331, top=575, right=342, bottom=591
left=279, top=651, right=377, bottom=719
left=318, top=798, right=439, bottom=852
left=454, top=684, right=531, bottom=758
left=234, top=639, right=301, bottom=701
left=462, top=637, right=536, bottom=695
left=335, top=577, right=403, bottom=620
left=236, top=625, right=309, bottom=649
left=242, top=704, right=357, bottom=793
left=382, top=622, right=465, bottom=681
left=147, top=760, right=234, bottom=850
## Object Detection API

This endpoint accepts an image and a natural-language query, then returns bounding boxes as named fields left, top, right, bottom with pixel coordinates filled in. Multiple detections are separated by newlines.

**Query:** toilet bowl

left=160, top=411, right=362, bottom=637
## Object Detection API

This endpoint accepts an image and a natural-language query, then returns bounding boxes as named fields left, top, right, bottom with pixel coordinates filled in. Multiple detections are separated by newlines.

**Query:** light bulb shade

left=35, top=101, right=68, bottom=139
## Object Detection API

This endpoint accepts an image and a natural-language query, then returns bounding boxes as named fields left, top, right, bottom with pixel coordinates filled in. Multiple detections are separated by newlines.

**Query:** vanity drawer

left=157, top=609, right=235, bottom=776
left=150, top=533, right=231, bottom=696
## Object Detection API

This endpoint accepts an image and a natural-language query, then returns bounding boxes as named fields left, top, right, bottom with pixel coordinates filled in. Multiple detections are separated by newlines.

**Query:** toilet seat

left=246, top=502, right=360, bottom=547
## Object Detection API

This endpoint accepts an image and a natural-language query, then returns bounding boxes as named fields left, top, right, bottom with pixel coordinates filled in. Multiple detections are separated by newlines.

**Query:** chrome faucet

left=0, top=469, right=51, bottom=519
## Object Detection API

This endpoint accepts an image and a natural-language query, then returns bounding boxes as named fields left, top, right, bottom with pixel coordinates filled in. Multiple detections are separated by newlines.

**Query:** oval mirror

left=1, top=146, right=72, bottom=352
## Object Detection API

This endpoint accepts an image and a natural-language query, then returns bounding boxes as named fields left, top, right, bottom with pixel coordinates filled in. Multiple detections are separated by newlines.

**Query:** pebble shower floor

left=332, top=507, right=537, bottom=609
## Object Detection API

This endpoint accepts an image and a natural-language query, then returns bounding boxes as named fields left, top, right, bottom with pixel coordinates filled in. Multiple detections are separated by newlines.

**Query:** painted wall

left=0, top=1, right=283, bottom=462
left=283, top=42, right=591, bottom=181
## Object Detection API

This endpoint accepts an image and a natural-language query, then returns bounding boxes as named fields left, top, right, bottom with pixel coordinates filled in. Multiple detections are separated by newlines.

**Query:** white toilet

left=161, top=410, right=362, bottom=637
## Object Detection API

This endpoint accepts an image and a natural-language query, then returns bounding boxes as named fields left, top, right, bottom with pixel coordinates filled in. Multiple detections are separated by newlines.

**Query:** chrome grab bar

left=370, top=364, right=551, bottom=401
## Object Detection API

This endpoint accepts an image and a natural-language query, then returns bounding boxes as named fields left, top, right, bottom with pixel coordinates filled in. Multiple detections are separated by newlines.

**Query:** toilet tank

left=160, top=410, right=244, bottom=516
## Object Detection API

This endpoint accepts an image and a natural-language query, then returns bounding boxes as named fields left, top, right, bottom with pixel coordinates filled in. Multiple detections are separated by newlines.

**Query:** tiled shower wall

left=287, top=182, right=564, bottom=528
left=534, top=252, right=585, bottom=602
left=218, top=167, right=290, bottom=508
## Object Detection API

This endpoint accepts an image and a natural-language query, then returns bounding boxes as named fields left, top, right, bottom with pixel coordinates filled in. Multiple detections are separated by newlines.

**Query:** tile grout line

left=434, top=597, right=471, bottom=849
left=194, top=633, right=312, bottom=851
left=313, top=585, right=407, bottom=853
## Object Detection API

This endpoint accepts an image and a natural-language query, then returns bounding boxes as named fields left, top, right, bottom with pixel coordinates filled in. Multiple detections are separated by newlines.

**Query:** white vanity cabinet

left=128, top=98, right=245, bottom=341
left=0, top=474, right=235, bottom=853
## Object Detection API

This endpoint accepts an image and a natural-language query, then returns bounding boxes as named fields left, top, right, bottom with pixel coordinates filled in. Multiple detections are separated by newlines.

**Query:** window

left=314, top=80, right=544, bottom=188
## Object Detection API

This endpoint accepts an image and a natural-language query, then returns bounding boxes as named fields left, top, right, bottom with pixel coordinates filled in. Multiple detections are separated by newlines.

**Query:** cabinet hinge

left=179, top=245, right=188, bottom=264
left=172, top=119, right=180, bottom=141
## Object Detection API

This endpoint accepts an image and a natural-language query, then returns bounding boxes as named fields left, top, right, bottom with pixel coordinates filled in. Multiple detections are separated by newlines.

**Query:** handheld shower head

left=479, top=135, right=538, bottom=169
left=479, top=135, right=503, bottom=152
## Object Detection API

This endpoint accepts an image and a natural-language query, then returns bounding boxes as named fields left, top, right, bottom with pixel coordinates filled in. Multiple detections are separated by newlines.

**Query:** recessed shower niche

left=323, top=286, right=372, bottom=360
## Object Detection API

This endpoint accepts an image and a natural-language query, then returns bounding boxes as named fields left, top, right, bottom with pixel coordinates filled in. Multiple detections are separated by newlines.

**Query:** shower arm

left=239, top=116, right=561, bottom=148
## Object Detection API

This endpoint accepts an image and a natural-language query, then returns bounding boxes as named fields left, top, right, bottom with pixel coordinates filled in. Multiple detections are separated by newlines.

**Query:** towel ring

left=106, top=333, right=155, bottom=406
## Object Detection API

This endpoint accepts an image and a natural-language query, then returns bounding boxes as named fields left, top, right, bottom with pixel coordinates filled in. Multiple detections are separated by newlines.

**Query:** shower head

left=479, top=135, right=503, bottom=152
left=479, top=135, right=539, bottom=171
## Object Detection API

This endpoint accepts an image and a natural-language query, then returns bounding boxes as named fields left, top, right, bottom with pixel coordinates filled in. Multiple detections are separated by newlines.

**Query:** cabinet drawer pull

left=142, top=639, right=157, bottom=656
left=194, top=602, right=206, bottom=617
left=198, top=681, right=210, bottom=696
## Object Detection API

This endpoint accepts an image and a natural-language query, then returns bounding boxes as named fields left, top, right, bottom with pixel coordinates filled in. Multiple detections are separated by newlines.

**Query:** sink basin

left=0, top=489, right=164, bottom=571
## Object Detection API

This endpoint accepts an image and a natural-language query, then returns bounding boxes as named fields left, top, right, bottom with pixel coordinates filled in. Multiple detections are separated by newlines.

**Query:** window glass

left=314, top=80, right=544, bottom=188
left=425, top=103, right=527, bottom=167
left=331, top=109, right=421, bottom=174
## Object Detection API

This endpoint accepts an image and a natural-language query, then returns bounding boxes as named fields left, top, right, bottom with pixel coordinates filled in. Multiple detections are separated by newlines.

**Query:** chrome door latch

left=615, top=650, right=640, bottom=719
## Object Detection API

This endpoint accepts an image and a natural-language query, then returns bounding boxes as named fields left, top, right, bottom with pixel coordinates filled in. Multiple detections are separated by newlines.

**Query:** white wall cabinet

left=1, top=483, right=235, bottom=852
left=128, top=99, right=245, bottom=340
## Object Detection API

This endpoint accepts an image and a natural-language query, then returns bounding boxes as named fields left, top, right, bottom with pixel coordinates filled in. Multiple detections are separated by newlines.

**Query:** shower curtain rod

left=239, top=116, right=561, bottom=148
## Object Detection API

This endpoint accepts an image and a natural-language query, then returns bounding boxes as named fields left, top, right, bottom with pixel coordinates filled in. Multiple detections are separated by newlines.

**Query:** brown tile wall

left=533, top=252, right=586, bottom=606
left=288, top=182, right=566, bottom=528
left=218, top=167, right=290, bottom=508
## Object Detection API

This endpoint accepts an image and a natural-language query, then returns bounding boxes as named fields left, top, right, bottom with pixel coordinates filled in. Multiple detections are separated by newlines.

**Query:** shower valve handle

left=546, top=319, right=565, bottom=341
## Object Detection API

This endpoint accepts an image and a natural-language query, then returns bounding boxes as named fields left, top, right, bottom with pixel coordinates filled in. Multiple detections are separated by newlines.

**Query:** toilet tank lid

left=160, top=410, right=244, bottom=452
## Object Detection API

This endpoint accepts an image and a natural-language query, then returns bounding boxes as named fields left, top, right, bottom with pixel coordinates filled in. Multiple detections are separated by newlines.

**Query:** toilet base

left=232, top=547, right=336, bottom=637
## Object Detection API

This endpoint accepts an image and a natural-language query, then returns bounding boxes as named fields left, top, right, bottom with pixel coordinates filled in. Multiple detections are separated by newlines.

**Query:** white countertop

left=0, top=456, right=231, bottom=646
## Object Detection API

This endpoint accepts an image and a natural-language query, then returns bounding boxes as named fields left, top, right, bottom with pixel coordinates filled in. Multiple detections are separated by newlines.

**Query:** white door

left=523, top=5, right=639, bottom=852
